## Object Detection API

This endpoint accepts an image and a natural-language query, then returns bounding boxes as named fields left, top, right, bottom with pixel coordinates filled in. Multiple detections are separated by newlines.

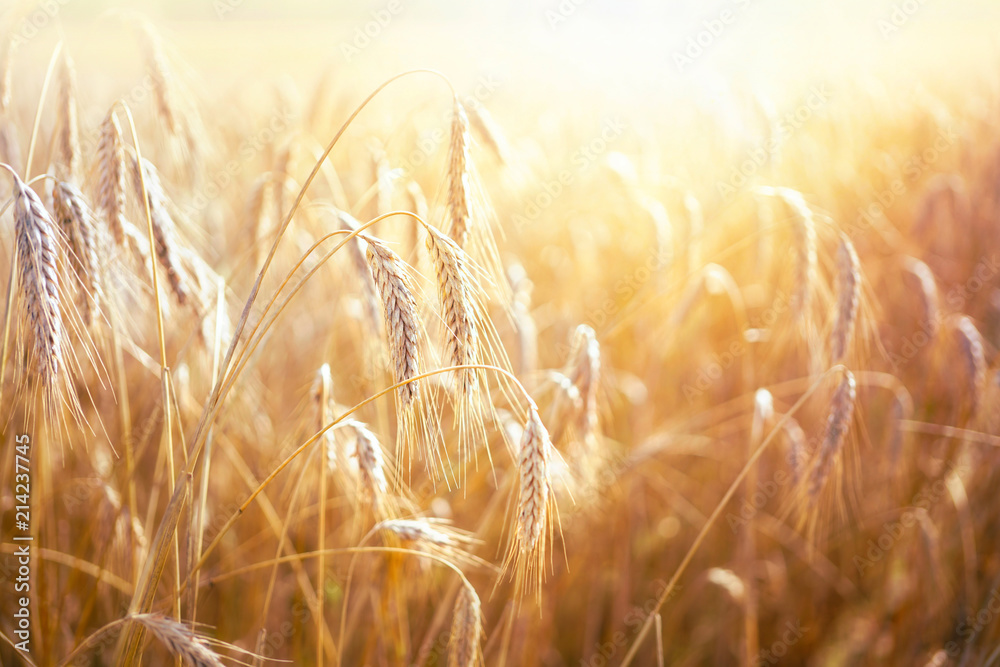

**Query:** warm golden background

left=2, top=0, right=1000, bottom=665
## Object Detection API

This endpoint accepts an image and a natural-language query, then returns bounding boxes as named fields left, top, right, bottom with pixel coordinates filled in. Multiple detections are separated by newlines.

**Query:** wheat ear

left=362, top=234, right=421, bottom=408
left=809, top=370, right=856, bottom=498
left=12, top=173, right=64, bottom=388
left=448, top=583, right=483, bottom=667
left=52, top=180, right=102, bottom=324
left=129, top=614, right=225, bottom=667
left=830, top=233, right=860, bottom=364
left=133, top=156, right=189, bottom=304
left=55, top=50, right=81, bottom=182
left=446, top=96, right=471, bottom=248
left=96, top=109, right=129, bottom=246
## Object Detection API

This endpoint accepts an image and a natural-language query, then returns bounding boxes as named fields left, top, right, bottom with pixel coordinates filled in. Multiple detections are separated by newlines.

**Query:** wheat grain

left=952, top=315, right=986, bottom=412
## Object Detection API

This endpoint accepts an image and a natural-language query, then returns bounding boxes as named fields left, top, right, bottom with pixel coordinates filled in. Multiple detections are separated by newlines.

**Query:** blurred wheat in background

left=0, top=0, right=1000, bottom=665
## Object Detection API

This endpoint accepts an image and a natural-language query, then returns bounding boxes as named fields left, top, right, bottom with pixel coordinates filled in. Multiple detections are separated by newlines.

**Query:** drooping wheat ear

left=96, top=109, right=129, bottom=246
left=129, top=614, right=225, bottom=667
left=12, top=173, right=64, bottom=387
left=782, top=416, right=809, bottom=484
left=426, top=224, right=479, bottom=397
left=53, top=181, right=102, bottom=324
left=362, top=234, right=421, bottom=407
left=348, top=418, right=388, bottom=509
left=467, top=100, right=513, bottom=167
left=517, top=405, right=551, bottom=556
left=448, top=583, right=483, bottom=667
left=376, top=518, right=455, bottom=546
left=774, top=188, right=816, bottom=324
left=55, top=51, right=81, bottom=182
left=446, top=96, right=472, bottom=248
left=135, top=19, right=180, bottom=135
left=829, top=234, right=860, bottom=364
left=336, top=210, right=382, bottom=335
left=952, top=315, right=986, bottom=413
left=809, top=370, right=856, bottom=498
left=901, top=256, right=938, bottom=338
left=133, top=156, right=189, bottom=304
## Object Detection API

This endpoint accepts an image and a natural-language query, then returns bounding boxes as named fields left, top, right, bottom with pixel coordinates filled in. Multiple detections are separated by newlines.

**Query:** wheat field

left=0, top=1, right=1000, bottom=665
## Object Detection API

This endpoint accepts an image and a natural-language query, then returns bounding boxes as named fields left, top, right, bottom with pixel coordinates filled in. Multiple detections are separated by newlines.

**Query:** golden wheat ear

left=829, top=233, right=860, bottom=365
left=129, top=614, right=225, bottom=667
left=132, top=155, right=190, bottom=305
left=11, top=172, right=65, bottom=392
left=499, top=404, right=555, bottom=603
left=448, top=582, right=483, bottom=667
left=53, top=181, right=104, bottom=326
left=95, top=108, right=130, bottom=248
left=808, top=369, right=856, bottom=501
left=55, top=50, right=81, bottom=183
